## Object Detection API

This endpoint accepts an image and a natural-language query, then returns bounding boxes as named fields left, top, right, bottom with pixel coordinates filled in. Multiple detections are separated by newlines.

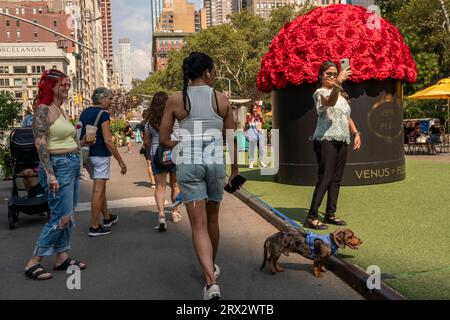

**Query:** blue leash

left=240, top=186, right=303, bottom=229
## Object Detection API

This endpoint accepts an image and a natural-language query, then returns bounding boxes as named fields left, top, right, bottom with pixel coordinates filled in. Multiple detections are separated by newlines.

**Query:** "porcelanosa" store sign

left=0, top=43, right=62, bottom=57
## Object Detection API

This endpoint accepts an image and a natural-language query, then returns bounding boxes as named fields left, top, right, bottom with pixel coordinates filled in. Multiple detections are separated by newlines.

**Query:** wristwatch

left=353, top=131, right=361, bottom=136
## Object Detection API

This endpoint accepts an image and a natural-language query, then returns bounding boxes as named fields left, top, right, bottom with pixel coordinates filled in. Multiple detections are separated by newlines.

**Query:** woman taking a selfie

left=305, top=60, right=361, bottom=230
left=159, top=52, right=239, bottom=300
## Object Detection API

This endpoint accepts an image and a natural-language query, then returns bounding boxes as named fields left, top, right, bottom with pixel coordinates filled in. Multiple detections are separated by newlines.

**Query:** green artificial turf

left=229, top=159, right=450, bottom=299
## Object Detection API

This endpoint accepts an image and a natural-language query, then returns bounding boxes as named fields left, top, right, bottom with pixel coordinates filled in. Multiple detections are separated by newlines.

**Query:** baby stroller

left=8, top=128, right=49, bottom=229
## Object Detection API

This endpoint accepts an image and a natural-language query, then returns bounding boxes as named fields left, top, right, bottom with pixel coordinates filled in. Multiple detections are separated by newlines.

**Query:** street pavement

left=0, top=143, right=362, bottom=300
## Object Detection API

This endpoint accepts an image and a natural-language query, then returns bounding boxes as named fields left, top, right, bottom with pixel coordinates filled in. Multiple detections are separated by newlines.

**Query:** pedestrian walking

left=24, top=69, right=90, bottom=280
left=305, top=60, right=361, bottom=230
left=141, top=110, right=156, bottom=188
left=79, top=87, right=127, bottom=237
left=159, top=52, right=239, bottom=300
left=21, top=106, right=34, bottom=128
left=124, top=121, right=133, bottom=153
left=144, top=92, right=181, bottom=231
left=245, top=102, right=267, bottom=168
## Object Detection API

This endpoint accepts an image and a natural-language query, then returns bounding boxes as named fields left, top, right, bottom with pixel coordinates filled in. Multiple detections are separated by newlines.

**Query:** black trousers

left=308, top=140, right=348, bottom=219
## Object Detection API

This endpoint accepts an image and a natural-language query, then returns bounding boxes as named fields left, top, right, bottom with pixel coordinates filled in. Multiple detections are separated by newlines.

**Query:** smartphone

left=224, top=175, right=247, bottom=193
left=340, top=58, right=350, bottom=71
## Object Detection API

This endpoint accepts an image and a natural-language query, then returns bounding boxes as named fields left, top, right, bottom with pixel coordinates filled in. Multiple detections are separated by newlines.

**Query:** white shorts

left=86, top=156, right=111, bottom=180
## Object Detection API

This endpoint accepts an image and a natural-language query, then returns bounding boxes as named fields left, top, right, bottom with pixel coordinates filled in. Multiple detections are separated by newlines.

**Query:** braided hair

left=182, top=52, right=214, bottom=114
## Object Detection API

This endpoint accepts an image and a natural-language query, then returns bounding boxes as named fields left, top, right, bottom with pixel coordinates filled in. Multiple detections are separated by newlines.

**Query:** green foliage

left=262, top=113, right=272, bottom=132
left=0, top=91, right=23, bottom=130
left=110, top=119, right=126, bottom=137
left=0, top=144, right=12, bottom=178
left=376, top=0, right=450, bottom=119
left=134, top=4, right=316, bottom=100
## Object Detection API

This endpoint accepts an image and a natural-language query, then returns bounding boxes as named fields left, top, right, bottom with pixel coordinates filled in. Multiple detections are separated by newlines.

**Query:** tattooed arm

left=32, top=105, right=59, bottom=193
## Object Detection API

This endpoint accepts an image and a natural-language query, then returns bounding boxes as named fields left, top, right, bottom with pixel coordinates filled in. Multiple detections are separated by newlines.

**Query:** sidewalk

left=0, top=143, right=362, bottom=300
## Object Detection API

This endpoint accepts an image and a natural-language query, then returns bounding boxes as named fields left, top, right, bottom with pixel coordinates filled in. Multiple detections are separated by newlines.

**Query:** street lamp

left=216, top=77, right=232, bottom=98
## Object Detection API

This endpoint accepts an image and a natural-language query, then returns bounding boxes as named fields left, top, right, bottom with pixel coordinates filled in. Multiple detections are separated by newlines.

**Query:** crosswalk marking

left=75, top=197, right=170, bottom=212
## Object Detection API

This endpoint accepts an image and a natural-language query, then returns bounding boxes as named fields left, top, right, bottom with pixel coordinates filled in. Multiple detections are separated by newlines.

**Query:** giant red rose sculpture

left=257, top=4, right=417, bottom=92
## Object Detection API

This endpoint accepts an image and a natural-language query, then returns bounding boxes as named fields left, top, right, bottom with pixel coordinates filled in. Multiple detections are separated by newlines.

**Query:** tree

left=134, top=4, right=316, bottom=100
left=0, top=91, right=23, bottom=130
left=376, top=0, right=450, bottom=119
left=108, top=90, right=141, bottom=118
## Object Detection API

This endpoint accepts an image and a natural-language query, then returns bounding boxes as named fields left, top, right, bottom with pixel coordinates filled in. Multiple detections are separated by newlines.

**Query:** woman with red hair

left=24, top=69, right=89, bottom=280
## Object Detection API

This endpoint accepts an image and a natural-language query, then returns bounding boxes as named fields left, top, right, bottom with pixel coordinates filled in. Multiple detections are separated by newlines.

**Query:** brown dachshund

left=260, top=227, right=363, bottom=278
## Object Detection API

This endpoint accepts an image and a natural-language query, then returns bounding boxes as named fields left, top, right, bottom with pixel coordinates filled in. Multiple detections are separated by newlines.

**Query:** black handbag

left=154, top=144, right=175, bottom=169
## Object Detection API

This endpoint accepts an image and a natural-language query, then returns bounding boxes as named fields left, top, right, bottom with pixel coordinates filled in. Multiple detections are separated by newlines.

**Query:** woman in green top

left=305, top=61, right=361, bottom=230
left=24, top=70, right=92, bottom=280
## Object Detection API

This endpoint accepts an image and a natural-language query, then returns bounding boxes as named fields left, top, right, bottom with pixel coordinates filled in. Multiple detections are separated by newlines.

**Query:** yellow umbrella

left=408, top=78, right=450, bottom=100
left=408, top=78, right=450, bottom=133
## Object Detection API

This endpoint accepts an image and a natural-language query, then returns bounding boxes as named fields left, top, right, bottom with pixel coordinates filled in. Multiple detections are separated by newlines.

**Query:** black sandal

left=54, top=258, right=86, bottom=271
left=324, top=215, right=347, bottom=226
left=25, top=264, right=53, bottom=280
left=304, top=218, right=328, bottom=230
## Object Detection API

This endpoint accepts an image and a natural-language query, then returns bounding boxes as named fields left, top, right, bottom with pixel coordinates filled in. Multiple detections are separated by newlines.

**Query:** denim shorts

left=176, top=163, right=226, bottom=204
left=34, top=152, right=80, bottom=257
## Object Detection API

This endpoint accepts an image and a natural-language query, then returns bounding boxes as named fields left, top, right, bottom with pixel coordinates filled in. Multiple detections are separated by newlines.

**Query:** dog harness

left=306, top=232, right=338, bottom=259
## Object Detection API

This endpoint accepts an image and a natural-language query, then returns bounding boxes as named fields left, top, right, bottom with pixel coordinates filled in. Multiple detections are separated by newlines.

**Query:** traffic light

left=74, top=95, right=79, bottom=104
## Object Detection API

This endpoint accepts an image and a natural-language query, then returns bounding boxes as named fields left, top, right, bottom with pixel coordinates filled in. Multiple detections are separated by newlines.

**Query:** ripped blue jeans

left=33, top=153, right=80, bottom=257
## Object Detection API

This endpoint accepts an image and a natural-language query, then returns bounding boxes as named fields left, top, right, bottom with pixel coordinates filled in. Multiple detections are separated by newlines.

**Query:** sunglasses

left=59, top=82, right=71, bottom=88
left=325, top=72, right=339, bottom=78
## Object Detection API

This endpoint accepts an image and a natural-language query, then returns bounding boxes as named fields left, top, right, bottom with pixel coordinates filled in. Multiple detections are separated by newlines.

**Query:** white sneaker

left=202, top=284, right=221, bottom=300
left=260, top=161, right=268, bottom=168
left=214, top=264, right=221, bottom=280
left=158, top=217, right=167, bottom=232
left=249, top=162, right=254, bottom=169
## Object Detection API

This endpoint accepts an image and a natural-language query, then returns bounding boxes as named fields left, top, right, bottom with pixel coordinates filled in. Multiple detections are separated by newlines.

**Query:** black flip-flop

left=25, top=264, right=52, bottom=280
left=54, top=258, right=86, bottom=271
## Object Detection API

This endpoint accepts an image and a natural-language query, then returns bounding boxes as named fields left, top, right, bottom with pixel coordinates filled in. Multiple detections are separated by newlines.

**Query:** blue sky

left=111, top=0, right=203, bottom=79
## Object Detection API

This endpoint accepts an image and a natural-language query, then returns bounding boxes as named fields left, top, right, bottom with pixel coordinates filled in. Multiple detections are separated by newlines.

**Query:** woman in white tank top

left=159, top=52, right=239, bottom=300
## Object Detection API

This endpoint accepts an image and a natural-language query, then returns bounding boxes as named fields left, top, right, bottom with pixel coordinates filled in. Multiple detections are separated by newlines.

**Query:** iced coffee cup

left=85, top=125, right=97, bottom=143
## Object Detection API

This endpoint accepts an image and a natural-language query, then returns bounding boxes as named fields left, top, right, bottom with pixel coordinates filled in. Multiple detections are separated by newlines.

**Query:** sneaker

left=168, top=194, right=183, bottom=210
left=150, top=184, right=156, bottom=189
left=202, top=284, right=221, bottom=300
left=103, top=214, right=118, bottom=227
left=214, top=264, right=221, bottom=280
left=158, top=217, right=167, bottom=232
left=88, top=225, right=111, bottom=237
left=249, top=162, right=254, bottom=169
left=260, top=161, right=268, bottom=168
left=172, top=211, right=182, bottom=223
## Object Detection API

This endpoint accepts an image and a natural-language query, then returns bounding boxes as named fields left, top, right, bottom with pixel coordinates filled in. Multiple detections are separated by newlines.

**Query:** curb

left=234, top=188, right=407, bottom=301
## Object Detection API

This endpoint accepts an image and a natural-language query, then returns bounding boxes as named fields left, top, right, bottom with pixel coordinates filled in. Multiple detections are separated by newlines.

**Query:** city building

left=152, top=32, right=188, bottom=71
left=0, top=42, right=72, bottom=112
left=156, top=0, right=196, bottom=33
left=118, top=38, right=132, bottom=91
left=204, top=0, right=233, bottom=26
left=101, top=0, right=114, bottom=75
left=0, top=0, right=74, bottom=52
left=195, top=8, right=207, bottom=32
left=250, top=0, right=295, bottom=18
left=232, top=0, right=251, bottom=13
left=150, top=0, right=164, bottom=33
left=344, top=0, right=375, bottom=7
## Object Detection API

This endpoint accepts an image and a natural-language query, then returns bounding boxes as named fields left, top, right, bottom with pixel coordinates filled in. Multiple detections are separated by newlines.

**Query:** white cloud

left=120, top=13, right=151, bottom=33
left=131, top=48, right=151, bottom=79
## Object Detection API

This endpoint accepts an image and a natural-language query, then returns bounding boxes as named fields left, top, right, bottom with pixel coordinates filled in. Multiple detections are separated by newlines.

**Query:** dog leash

left=239, top=185, right=303, bottom=229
